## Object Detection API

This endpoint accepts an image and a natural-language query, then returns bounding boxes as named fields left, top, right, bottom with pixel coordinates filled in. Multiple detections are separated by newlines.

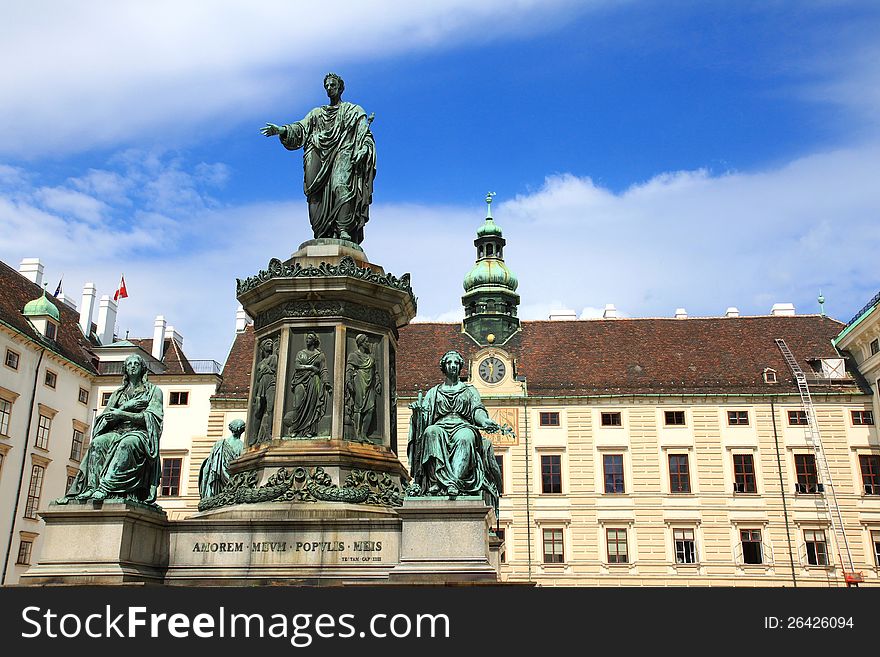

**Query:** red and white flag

left=114, top=275, right=128, bottom=301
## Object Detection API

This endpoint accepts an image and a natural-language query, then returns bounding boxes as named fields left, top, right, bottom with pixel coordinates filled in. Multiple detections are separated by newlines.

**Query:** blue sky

left=1, top=1, right=879, bottom=361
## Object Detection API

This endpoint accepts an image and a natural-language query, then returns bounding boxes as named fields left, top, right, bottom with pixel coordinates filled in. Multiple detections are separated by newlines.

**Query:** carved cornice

left=254, top=300, right=396, bottom=332
left=237, top=256, right=416, bottom=309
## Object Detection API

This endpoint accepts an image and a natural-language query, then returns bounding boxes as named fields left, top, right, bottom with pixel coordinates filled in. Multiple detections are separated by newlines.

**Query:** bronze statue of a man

left=262, top=73, right=376, bottom=244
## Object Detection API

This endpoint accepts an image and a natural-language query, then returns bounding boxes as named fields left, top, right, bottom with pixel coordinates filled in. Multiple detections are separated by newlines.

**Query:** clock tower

left=461, top=193, right=521, bottom=346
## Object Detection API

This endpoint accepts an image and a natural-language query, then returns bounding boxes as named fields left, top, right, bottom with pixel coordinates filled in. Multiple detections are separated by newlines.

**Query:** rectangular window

left=78, top=387, right=89, bottom=405
left=45, top=322, right=57, bottom=341
left=70, top=428, right=85, bottom=462
left=606, top=528, right=628, bottom=564
left=603, top=454, right=625, bottom=494
left=35, top=414, right=51, bottom=450
left=16, top=540, right=33, bottom=565
left=539, top=412, right=560, bottom=427
left=169, top=391, right=189, bottom=406
left=740, top=529, right=763, bottom=565
left=668, top=454, right=691, bottom=493
left=24, top=464, right=45, bottom=519
left=788, top=410, right=808, bottom=426
left=852, top=410, right=874, bottom=426
left=161, top=457, right=183, bottom=497
left=0, top=398, right=11, bottom=436
left=542, top=528, right=564, bottom=564
left=44, top=369, right=57, bottom=389
left=494, top=528, right=505, bottom=564
left=600, top=412, right=622, bottom=427
left=495, top=455, right=504, bottom=495
left=871, top=338, right=879, bottom=356
left=804, top=529, right=828, bottom=566
left=860, top=455, right=880, bottom=495
left=664, top=410, right=686, bottom=426
left=101, top=391, right=112, bottom=406
left=673, top=528, right=696, bottom=564
left=727, top=410, right=749, bottom=426
left=795, top=454, right=822, bottom=493
left=733, top=453, right=757, bottom=493
left=872, top=530, right=880, bottom=567
left=66, top=474, right=76, bottom=492
left=4, top=349, right=19, bottom=370
left=541, top=455, right=562, bottom=494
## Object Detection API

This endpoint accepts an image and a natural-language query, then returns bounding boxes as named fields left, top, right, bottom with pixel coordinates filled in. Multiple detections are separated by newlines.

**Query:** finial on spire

left=818, top=289, right=825, bottom=316
left=485, top=191, right=496, bottom=219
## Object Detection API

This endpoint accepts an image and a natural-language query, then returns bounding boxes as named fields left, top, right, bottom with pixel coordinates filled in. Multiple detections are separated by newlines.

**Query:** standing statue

left=283, top=332, right=332, bottom=438
left=198, top=419, right=245, bottom=500
left=407, top=351, right=507, bottom=514
left=261, top=72, right=376, bottom=244
left=251, top=337, right=278, bottom=445
left=58, top=354, right=163, bottom=505
left=345, top=333, right=381, bottom=442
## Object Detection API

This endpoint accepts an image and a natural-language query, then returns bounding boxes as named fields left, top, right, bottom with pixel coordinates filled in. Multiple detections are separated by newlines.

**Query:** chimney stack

left=770, top=302, right=796, bottom=316
left=57, top=293, right=77, bottom=310
left=165, top=325, right=184, bottom=348
left=603, top=304, right=618, bottom=319
left=79, top=283, right=97, bottom=337
left=675, top=308, right=688, bottom=319
left=152, top=316, right=166, bottom=360
left=235, top=305, right=250, bottom=333
left=18, top=258, right=44, bottom=286
left=725, top=307, right=740, bottom=318
left=96, top=295, right=118, bottom=345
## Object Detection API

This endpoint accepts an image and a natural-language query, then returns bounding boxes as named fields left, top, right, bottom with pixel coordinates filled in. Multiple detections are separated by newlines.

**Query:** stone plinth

left=389, top=497, right=498, bottom=584
left=20, top=501, right=168, bottom=585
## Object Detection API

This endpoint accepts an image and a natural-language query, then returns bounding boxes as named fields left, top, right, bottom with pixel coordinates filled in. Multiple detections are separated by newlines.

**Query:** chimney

left=79, top=283, right=97, bottom=337
left=166, top=325, right=184, bottom=348
left=548, top=309, right=577, bottom=321
left=152, top=316, right=166, bottom=360
left=57, top=293, right=77, bottom=310
left=675, top=308, right=688, bottom=319
left=603, top=304, right=618, bottom=319
left=771, top=302, right=796, bottom=316
left=725, top=307, right=740, bottom=318
left=18, top=258, right=44, bottom=286
left=96, top=295, right=117, bottom=345
left=235, top=305, right=249, bottom=333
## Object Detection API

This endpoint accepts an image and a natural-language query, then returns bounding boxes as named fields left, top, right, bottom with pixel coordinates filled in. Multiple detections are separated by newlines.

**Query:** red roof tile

left=214, top=326, right=254, bottom=399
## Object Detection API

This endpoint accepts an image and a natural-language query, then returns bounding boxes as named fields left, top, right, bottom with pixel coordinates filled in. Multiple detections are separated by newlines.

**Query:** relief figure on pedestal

left=345, top=333, right=381, bottom=442
left=283, top=332, right=332, bottom=438
left=406, top=351, right=507, bottom=514
left=261, top=72, right=376, bottom=244
left=198, top=419, right=245, bottom=499
left=58, top=354, right=163, bottom=505
left=251, top=337, right=278, bottom=445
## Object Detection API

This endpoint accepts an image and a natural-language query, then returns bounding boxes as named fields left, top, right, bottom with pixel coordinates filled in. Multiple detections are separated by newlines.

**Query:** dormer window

left=45, top=321, right=57, bottom=341
left=763, top=368, right=777, bottom=384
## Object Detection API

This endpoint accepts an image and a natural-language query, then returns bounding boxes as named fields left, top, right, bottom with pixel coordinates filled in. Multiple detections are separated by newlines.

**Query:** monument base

left=388, top=497, right=498, bottom=584
left=20, top=501, right=168, bottom=585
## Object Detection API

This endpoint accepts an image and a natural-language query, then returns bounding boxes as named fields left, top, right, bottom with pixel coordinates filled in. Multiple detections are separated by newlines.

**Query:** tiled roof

left=213, top=327, right=254, bottom=399
left=0, top=259, right=99, bottom=373
left=397, top=316, right=862, bottom=397
left=218, top=315, right=863, bottom=401
left=130, top=338, right=195, bottom=375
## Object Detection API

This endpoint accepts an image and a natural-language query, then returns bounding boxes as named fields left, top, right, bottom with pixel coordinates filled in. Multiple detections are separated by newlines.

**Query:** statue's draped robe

left=66, top=382, right=163, bottom=503
left=346, top=349, right=378, bottom=435
left=281, top=101, right=376, bottom=243
left=198, top=437, right=243, bottom=499
left=286, top=348, right=330, bottom=436
left=407, top=383, right=499, bottom=511
left=251, top=352, right=277, bottom=444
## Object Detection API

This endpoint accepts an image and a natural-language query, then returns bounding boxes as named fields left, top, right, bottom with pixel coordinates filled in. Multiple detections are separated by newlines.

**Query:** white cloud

left=0, top=0, right=586, bottom=156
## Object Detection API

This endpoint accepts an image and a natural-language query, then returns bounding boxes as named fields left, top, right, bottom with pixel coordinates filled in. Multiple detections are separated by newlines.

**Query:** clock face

left=479, top=357, right=506, bottom=384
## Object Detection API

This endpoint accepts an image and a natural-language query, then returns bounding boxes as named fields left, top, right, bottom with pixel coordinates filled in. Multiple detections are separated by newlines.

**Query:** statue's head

left=355, top=333, right=370, bottom=351
left=122, top=354, right=148, bottom=385
left=261, top=338, right=274, bottom=354
left=228, top=418, right=246, bottom=436
left=324, top=72, right=344, bottom=95
left=306, top=332, right=320, bottom=348
left=439, top=350, right=465, bottom=377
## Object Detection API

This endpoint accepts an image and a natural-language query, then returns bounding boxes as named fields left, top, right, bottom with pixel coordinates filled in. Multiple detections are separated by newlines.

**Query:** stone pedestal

left=20, top=501, right=168, bottom=585
left=389, top=497, right=499, bottom=584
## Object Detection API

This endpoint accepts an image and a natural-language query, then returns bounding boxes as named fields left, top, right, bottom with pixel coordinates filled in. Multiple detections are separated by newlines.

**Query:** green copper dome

left=476, top=217, right=503, bottom=237
left=463, top=257, right=519, bottom=292
left=23, top=289, right=60, bottom=322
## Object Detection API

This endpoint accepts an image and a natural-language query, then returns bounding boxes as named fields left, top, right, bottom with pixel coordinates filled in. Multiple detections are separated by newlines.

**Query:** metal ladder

left=775, top=338, right=858, bottom=583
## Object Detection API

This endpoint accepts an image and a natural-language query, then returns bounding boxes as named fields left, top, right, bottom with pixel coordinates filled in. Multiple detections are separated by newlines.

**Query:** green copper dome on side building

left=23, top=288, right=60, bottom=322
left=461, top=193, right=521, bottom=346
